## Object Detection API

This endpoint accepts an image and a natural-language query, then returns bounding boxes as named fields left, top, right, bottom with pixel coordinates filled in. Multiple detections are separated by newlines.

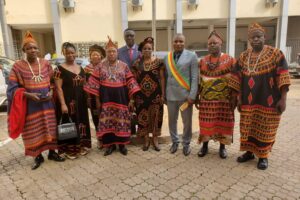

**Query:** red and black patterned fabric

left=84, top=60, right=140, bottom=147
left=230, top=45, right=291, bottom=158
left=198, top=53, right=236, bottom=145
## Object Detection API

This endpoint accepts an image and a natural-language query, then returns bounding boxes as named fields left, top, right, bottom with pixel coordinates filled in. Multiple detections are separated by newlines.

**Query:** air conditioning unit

left=188, top=0, right=199, bottom=9
left=265, top=0, right=278, bottom=7
left=62, top=0, right=75, bottom=12
left=132, top=0, right=143, bottom=11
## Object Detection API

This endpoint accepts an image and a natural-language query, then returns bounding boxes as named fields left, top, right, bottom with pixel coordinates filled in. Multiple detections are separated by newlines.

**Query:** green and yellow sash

left=167, top=52, right=190, bottom=91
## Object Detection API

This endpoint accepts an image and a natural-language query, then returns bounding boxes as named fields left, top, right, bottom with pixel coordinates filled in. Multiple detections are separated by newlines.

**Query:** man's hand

left=187, top=98, right=195, bottom=106
left=24, top=92, right=41, bottom=102
left=276, top=98, right=286, bottom=114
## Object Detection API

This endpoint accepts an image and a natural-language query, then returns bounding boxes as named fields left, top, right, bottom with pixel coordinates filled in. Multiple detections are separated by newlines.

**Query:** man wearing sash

left=164, top=34, right=199, bottom=156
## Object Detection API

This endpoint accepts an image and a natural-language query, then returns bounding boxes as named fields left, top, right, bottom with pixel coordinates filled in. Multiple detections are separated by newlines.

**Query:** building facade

left=0, top=0, right=300, bottom=62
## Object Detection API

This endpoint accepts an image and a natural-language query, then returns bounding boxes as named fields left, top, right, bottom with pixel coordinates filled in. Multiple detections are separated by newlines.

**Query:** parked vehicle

left=50, top=57, right=90, bottom=69
left=288, top=53, right=300, bottom=78
left=0, top=56, right=14, bottom=112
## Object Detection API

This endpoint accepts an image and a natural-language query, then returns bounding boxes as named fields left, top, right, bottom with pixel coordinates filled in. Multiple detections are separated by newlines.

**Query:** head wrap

left=89, top=44, right=106, bottom=57
left=138, top=37, right=154, bottom=51
left=22, top=31, right=37, bottom=48
left=248, top=23, right=266, bottom=36
left=208, top=30, right=223, bottom=43
left=105, top=36, right=118, bottom=49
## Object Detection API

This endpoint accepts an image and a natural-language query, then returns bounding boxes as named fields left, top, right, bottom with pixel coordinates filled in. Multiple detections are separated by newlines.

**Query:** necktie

left=129, top=48, right=133, bottom=63
left=175, top=53, right=180, bottom=63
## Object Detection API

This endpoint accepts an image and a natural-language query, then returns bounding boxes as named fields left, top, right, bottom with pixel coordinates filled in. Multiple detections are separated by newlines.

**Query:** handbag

left=57, top=115, right=78, bottom=141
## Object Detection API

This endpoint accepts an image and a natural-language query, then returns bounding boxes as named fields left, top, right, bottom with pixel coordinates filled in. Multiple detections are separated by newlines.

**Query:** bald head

left=173, top=33, right=185, bottom=52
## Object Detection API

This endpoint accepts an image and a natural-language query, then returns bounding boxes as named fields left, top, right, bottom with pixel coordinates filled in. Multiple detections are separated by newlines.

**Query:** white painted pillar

left=227, top=0, right=236, bottom=57
left=120, top=0, right=128, bottom=31
left=50, top=0, right=63, bottom=57
left=276, top=0, right=289, bottom=55
left=176, top=0, right=183, bottom=34
left=0, top=0, right=14, bottom=59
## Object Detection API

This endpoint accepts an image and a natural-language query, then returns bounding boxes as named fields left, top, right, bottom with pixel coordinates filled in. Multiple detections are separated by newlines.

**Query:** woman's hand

left=87, top=98, right=92, bottom=108
left=128, top=100, right=135, bottom=112
left=61, top=104, right=68, bottom=114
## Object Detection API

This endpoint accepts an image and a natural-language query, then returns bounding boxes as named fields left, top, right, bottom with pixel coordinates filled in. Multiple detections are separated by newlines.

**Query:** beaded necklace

left=247, top=46, right=265, bottom=74
left=25, top=58, right=43, bottom=82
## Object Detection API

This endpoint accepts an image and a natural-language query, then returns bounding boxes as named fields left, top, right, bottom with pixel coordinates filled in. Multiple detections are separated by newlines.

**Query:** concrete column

left=50, top=0, right=62, bottom=57
left=226, top=0, right=236, bottom=57
left=120, top=0, right=128, bottom=31
left=152, top=0, right=156, bottom=52
left=208, top=25, right=214, bottom=35
left=167, top=23, right=172, bottom=51
left=276, top=0, right=289, bottom=54
left=176, top=0, right=183, bottom=34
left=0, top=0, right=14, bottom=59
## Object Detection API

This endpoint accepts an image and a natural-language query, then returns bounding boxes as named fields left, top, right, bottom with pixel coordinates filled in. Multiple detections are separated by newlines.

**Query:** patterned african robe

left=198, top=53, right=236, bottom=145
left=132, top=58, right=164, bottom=137
left=84, top=60, right=140, bottom=146
left=7, top=59, right=57, bottom=157
left=230, top=45, right=291, bottom=158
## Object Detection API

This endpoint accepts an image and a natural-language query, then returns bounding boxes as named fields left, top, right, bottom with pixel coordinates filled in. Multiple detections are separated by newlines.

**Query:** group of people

left=7, top=22, right=290, bottom=171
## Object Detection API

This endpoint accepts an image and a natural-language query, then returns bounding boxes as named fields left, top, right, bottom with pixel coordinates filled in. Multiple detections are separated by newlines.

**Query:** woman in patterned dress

left=85, top=45, right=106, bottom=149
left=85, top=45, right=106, bottom=131
left=196, top=31, right=237, bottom=159
left=7, top=31, right=65, bottom=170
left=132, top=37, right=165, bottom=151
left=54, top=42, right=91, bottom=159
left=231, top=23, right=290, bottom=170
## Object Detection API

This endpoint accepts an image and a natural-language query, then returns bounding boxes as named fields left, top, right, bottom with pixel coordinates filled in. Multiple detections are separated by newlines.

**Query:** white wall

left=59, top=0, right=123, bottom=46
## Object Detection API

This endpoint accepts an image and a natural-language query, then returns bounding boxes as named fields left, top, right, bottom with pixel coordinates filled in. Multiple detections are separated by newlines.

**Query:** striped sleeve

left=84, top=65, right=100, bottom=97
left=275, top=49, right=291, bottom=90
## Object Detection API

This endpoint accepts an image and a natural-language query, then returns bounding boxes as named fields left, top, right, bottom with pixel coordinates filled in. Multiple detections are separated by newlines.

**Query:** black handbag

left=57, top=115, right=78, bottom=141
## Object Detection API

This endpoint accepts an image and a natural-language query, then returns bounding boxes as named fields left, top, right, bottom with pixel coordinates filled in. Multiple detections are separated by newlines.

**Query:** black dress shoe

left=237, top=151, right=255, bottom=163
left=153, top=145, right=161, bottom=152
left=169, top=143, right=178, bottom=154
left=183, top=146, right=191, bottom=156
left=257, top=158, right=268, bottom=170
left=198, top=146, right=208, bottom=157
left=104, top=145, right=116, bottom=156
left=119, top=145, right=128, bottom=155
left=31, top=155, right=44, bottom=170
left=48, top=151, right=65, bottom=162
left=219, top=148, right=227, bottom=159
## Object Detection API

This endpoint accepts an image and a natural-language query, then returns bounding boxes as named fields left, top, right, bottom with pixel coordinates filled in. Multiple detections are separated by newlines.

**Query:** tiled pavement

left=0, top=79, right=299, bottom=200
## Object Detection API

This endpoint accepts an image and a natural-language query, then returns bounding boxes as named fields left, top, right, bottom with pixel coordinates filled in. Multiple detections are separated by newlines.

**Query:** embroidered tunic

left=230, top=45, right=291, bottom=158
left=84, top=60, right=140, bottom=146
left=198, top=53, right=236, bottom=145
left=7, top=59, right=57, bottom=157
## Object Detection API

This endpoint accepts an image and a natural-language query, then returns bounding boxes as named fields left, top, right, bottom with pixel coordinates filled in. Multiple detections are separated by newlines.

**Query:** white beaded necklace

left=247, top=46, right=265, bottom=75
left=25, top=58, right=43, bottom=82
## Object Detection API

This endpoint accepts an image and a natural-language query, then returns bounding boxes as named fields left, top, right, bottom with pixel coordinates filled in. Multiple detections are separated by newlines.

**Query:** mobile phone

left=39, top=93, right=49, bottom=99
